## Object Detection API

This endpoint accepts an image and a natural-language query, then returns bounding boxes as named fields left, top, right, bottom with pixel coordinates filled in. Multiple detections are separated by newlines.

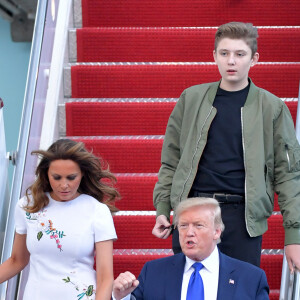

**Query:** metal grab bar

left=280, top=252, right=300, bottom=299
left=293, top=270, right=300, bottom=300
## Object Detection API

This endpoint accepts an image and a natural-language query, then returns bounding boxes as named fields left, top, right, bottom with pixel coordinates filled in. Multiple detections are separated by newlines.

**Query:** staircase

left=62, top=1, right=300, bottom=299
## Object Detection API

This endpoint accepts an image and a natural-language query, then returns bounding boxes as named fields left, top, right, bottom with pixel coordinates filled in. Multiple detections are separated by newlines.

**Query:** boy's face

left=213, top=38, right=259, bottom=91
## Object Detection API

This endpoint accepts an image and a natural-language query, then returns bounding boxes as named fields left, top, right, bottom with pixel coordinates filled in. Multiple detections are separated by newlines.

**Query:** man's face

left=213, top=38, right=259, bottom=91
left=178, top=206, right=221, bottom=261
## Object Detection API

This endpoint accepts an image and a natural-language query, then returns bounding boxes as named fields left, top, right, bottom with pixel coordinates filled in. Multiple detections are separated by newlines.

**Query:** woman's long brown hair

left=25, top=139, right=119, bottom=213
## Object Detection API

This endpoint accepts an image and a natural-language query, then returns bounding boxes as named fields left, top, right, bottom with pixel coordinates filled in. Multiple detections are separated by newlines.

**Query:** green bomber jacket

left=153, top=79, right=300, bottom=245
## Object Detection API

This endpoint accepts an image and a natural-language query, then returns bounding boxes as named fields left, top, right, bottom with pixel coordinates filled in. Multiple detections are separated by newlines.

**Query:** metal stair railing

left=0, top=99, right=10, bottom=261
left=280, top=252, right=300, bottom=300
left=280, top=82, right=300, bottom=300
left=0, top=0, right=73, bottom=298
left=0, top=1, right=49, bottom=298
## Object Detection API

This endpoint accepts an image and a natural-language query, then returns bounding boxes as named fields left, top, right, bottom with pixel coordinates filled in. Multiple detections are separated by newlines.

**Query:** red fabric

left=114, top=175, right=158, bottom=211
left=269, top=293, right=279, bottom=300
left=262, top=215, right=284, bottom=249
left=112, top=215, right=283, bottom=249
left=66, top=101, right=297, bottom=137
left=66, top=102, right=175, bottom=136
left=76, top=27, right=300, bottom=63
left=261, top=255, right=283, bottom=290
left=113, top=215, right=173, bottom=249
left=72, top=138, right=163, bottom=173
left=71, top=64, right=300, bottom=99
left=81, top=0, right=300, bottom=27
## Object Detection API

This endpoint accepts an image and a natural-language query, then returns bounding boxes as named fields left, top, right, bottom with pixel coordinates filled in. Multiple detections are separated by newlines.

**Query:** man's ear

left=213, top=227, right=222, bottom=241
left=251, top=52, right=259, bottom=66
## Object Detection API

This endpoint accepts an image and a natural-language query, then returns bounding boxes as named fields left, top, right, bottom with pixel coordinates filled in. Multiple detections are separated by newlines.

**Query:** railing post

left=280, top=252, right=294, bottom=299
left=292, top=270, right=300, bottom=300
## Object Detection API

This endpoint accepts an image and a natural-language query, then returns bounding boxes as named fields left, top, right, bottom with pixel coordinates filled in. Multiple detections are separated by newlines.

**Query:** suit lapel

left=164, top=253, right=186, bottom=299
left=217, top=252, right=237, bottom=300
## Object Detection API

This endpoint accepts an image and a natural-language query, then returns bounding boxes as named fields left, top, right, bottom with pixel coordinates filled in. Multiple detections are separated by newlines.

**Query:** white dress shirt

left=181, top=246, right=219, bottom=300
left=113, top=246, right=219, bottom=300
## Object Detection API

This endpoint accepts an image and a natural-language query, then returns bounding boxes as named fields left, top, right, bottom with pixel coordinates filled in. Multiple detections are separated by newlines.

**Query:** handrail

left=0, top=0, right=72, bottom=298
left=0, top=1, right=48, bottom=299
left=293, top=270, right=300, bottom=300
left=280, top=81, right=300, bottom=300
left=0, top=99, right=9, bottom=260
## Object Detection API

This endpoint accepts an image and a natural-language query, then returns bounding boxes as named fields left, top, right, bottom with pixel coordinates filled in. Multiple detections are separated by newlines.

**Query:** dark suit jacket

left=131, top=251, right=269, bottom=300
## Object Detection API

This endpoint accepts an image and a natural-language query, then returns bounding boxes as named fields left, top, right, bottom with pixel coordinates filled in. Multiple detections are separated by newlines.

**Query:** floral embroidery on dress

left=26, top=210, right=66, bottom=251
left=63, top=277, right=95, bottom=299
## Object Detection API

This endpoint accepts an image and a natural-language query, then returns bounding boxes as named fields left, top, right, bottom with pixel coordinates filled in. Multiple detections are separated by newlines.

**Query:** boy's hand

left=285, top=244, right=300, bottom=274
left=113, top=271, right=139, bottom=300
left=152, top=215, right=172, bottom=239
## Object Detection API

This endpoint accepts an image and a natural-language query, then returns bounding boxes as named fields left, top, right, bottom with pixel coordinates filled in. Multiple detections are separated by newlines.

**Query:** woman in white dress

left=0, top=139, right=119, bottom=300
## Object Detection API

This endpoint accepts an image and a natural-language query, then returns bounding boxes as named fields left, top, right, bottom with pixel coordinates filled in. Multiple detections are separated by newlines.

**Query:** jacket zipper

left=178, top=106, right=214, bottom=201
left=285, top=144, right=291, bottom=171
left=241, top=108, right=251, bottom=236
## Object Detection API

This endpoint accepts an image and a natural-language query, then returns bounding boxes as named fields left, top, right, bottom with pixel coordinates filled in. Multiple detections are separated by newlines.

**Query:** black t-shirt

left=191, top=83, right=250, bottom=195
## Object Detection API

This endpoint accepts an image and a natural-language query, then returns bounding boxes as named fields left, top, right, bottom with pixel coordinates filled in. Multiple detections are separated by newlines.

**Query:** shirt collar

left=184, top=246, right=219, bottom=274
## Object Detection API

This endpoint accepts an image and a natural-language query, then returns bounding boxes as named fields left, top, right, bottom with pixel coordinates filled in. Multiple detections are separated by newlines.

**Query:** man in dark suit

left=113, top=198, right=269, bottom=300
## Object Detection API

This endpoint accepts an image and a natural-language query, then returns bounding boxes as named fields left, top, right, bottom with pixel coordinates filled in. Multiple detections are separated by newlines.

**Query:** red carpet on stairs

left=67, top=1, right=300, bottom=298
left=73, top=137, right=163, bottom=173
left=76, top=27, right=300, bottom=63
left=81, top=0, right=300, bottom=27
left=113, top=174, right=281, bottom=212
left=70, top=64, right=300, bottom=99
left=112, top=214, right=284, bottom=249
left=66, top=100, right=298, bottom=136
left=66, top=101, right=176, bottom=136
left=114, top=174, right=158, bottom=211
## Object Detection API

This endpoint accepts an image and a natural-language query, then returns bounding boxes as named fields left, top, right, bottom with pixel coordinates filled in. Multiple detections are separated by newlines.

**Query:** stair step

left=112, top=214, right=284, bottom=249
left=114, top=174, right=158, bottom=211
left=66, top=63, right=300, bottom=98
left=71, top=136, right=163, bottom=173
left=269, top=292, right=280, bottom=300
left=65, top=100, right=176, bottom=136
left=65, top=99, right=298, bottom=136
left=113, top=174, right=281, bottom=212
left=263, top=214, right=284, bottom=249
left=72, top=27, right=300, bottom=63
left=113, top=214, right=172, bottom=249
left=79, top=0, right=300, bottom=27
left=113, top=252, right=283, bottom=290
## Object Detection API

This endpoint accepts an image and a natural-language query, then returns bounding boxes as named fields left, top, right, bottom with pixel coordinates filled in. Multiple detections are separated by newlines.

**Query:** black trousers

left=172, top=202, right=262, bottom=267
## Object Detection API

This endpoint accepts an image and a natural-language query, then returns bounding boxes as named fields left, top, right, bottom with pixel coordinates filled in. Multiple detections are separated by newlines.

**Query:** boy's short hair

left=215, top=22, right=258, bottom=57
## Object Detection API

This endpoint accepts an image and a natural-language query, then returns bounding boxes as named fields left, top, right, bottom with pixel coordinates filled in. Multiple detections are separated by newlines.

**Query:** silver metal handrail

left=0, top=1, right=48, bottom=299
left=0, top=99, right=9, bottom=260
left=0, top=0, right=71, bottom=298
left=280, top=81, right=300, bottom=300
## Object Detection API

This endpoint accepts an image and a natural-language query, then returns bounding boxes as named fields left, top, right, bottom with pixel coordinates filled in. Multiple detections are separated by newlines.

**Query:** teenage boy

left=152, top=22, right=300, bottom=271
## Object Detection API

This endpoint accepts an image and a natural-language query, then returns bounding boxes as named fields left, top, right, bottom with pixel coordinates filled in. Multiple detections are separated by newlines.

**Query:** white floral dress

left=14, top=193, right=117, bottom=300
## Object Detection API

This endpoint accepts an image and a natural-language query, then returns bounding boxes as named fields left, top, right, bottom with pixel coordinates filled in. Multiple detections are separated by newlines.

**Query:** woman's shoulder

left=17, top=195, right=32, bottom=209
left=79, top=194, right=110, bottom=211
